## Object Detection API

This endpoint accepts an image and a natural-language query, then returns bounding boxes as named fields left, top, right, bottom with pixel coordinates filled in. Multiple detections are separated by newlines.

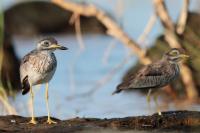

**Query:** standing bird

left=112, top=48, right=189, bottom=115
left=20, top=37, right=68, bottom=124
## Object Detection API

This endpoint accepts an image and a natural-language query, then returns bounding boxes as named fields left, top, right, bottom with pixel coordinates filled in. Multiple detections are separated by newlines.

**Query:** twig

left=0, top=94, right=17, bottom=115
left=114, top=0, right=124, bottom=27
left=75, top=14, right=85, bottom=51
left=87, top=55, right=131, bottom=96
left=67, top=54, right=132, bottom=99
left=153, top=0, right=198, bottom=100
left=138, top=14, right=157, bottom=44
left=176, top=0, right=190, bottom=35
left=69, top=13, right=85, bottom=51
left=52, top=0, right=151, bottom=65
left=102, top=39, right=117, bottom=65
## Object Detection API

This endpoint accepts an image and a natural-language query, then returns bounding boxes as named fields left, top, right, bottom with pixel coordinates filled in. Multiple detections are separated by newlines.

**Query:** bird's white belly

left=28, top=69, right=55, bottom=85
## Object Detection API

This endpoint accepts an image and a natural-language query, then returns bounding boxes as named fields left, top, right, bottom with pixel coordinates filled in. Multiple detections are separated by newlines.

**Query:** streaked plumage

left=20, top=49, right=57, bottom=94
left=113, top=48, right=189, bottom=115
left=113, top=48, right=188, bottom=94
left=20, top=37, right=68, bottom=124
left=115, top=58, right=179, bottom=93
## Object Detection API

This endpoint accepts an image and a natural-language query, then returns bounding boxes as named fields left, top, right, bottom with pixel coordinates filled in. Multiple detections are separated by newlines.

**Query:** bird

left=112, top=48, right=189, bottom=115
left=20, top=37, right=68, bottom=124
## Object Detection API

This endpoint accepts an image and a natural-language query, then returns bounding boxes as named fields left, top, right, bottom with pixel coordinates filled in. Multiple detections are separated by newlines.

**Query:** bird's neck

left=162, top=55, right=177, bottom=64
left=38, top=49, right=54, bottom=54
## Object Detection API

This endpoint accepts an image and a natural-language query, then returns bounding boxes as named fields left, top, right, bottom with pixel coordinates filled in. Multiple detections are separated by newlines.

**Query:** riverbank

left=1, top=110, right=200, bottom=133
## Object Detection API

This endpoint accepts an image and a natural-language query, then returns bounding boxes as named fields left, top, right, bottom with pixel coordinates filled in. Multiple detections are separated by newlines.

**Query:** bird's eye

left=170, top=50, right=179, bottom=56
left=43, top=41, right=50, bottom=47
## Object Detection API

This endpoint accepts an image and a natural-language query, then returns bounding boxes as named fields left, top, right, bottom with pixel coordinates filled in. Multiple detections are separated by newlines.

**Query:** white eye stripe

left=42, top=40, right=51, bottom=47
left=170, top=50, right=179, bottom=55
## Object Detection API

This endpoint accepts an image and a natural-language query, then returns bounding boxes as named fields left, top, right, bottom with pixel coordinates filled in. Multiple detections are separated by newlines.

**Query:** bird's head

left=163, top=48, right=189, bottom=63
left=37, top=37, right=68, bottom=51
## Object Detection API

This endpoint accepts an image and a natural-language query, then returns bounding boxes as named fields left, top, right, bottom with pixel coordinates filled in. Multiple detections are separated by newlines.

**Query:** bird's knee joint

left=31, top=93, right=34, bottom=98
left=45, top=95, right=49, bottom=100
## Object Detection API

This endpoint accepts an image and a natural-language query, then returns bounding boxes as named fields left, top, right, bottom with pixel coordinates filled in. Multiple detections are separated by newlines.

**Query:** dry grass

left=0, top=6, right=17, bottom=115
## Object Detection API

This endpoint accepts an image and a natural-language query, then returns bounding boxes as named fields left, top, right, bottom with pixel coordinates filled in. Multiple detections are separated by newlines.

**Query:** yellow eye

left=170, top=50, right=179, bottom=56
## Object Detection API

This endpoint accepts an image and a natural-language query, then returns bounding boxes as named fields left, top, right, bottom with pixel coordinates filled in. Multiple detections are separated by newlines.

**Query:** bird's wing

left=20, top=50, right=42, bottom=80
left=20, top=50, right=56, bottom=79
left=117, top=61, right=167, bottom=91
left=130, top=63, right=166, bottom=88
left=21, top=50, right=38, bottom=65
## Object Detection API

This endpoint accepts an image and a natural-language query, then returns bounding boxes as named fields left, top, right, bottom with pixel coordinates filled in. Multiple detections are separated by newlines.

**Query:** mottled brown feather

left=113, top=59, right=179, bottom=94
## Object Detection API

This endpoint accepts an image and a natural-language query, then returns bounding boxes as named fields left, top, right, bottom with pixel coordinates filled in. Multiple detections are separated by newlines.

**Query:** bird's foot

left=28, top=118, right=37, bottom=124
left=47, top=118, right=57, bottom=124
left=158, top=111, right=162, bottom=116
left=146, top=96, right=151, bottom=103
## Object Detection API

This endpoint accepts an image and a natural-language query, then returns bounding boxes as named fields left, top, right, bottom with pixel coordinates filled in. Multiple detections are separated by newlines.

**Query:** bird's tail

left=112, top=84, right=126, bottom=95
left=21, top=76, right=30, bottom=95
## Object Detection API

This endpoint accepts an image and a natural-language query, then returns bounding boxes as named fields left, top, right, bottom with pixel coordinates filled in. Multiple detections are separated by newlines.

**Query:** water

left=3, top=0, right=200, bottom=119
left=12, top=35, right=149, bottom=119
left=11, top=34, right=200, bottom=119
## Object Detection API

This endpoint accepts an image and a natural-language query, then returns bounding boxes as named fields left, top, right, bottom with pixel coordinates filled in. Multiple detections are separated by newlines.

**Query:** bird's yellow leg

left=153, top=92, right=162, bottom=115
left=146, top=89, right=152, bottom=108
left=45, top=83, right=57, bottom=124
left=28, top=83, right=37, bottom=124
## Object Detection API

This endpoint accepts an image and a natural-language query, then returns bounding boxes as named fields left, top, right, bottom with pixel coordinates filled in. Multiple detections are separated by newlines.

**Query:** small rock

left=11, top=119, right=16, bottom=123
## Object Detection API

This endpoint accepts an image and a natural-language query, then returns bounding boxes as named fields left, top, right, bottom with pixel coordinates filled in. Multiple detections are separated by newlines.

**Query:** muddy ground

left=0, top=111, right=200, bottom=133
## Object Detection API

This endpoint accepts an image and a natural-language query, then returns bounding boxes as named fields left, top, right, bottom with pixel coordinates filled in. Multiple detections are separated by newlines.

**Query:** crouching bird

left=112, top=48, right=189, bottom=115
left=20, top=37, right=68, bottom=124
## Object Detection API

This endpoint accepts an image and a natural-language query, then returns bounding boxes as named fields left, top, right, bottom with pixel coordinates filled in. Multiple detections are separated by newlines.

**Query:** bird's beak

left=49, top=44, right=68, bottom=50
left=179, top=54, right=190, bottom=59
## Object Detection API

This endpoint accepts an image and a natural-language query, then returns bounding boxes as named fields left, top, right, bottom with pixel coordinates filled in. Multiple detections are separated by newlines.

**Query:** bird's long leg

left=45, top=83, right=57, bottom=124
left=153, top=92, right=162, bottom=115
left=146, top=89, right=152, bottom=110
left=29, top=83, right=37, bottom=124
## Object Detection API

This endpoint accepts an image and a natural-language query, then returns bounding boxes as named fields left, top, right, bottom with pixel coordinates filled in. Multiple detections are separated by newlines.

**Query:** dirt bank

left=0, top=111, right=200, bottom=133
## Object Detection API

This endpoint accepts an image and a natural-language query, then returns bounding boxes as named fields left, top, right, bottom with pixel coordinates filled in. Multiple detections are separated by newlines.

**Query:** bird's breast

left=167, top=63, right=180, bottom=82
left=40, top=53, right=57, bottom=74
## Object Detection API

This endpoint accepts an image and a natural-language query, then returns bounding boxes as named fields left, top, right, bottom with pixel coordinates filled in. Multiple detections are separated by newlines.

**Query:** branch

left=153, top=0, right=174, bottom=31
left=67, top=55, right=131, bottom=99
left=138, top=13, right=157, bottom=44
left=52, top=0, right=151, bottom=65
left=69, top=13, right=85, bottom=51
left=102, top=39, right=117, bottom=65
left=0, top=94, right=17, bottom=115
left=153, top=0, right=178, bottom=47
left=176, top=0, right=190, bottom=35
left=153, top=0, right=198, bottom=101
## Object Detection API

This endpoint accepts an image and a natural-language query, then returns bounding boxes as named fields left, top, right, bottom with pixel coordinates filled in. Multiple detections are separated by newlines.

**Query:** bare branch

left=153, top=0, right=179, bottom=47
left=102, top=39, right=116, bottom=65
left=74, top=14, right=85, bottom=51
left=153, top=0, right=198, bottom=100
left=67, top=55, right=132, bottom=99
left=138, top=13, right=157, bottom=44
left=69, top=13, right=85, bottom=51
left=153, top=0, right=174, bottom=31
left=52, top=0, right=151, bottom=65
left=176, top=0, right=190, bottom=35
left=0, top=95, right=17, bottom=115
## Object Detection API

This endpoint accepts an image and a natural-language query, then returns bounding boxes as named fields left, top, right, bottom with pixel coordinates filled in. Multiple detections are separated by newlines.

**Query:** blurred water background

left=2, top=0, right=200, bottom=119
